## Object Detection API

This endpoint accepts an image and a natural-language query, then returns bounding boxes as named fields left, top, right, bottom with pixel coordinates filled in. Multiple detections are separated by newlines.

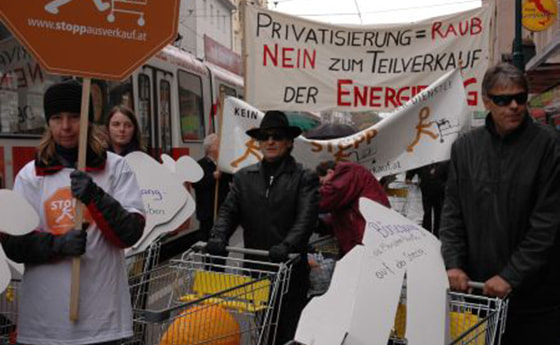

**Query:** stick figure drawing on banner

left=45, top=0, right=110, bottom=15
left=230, top=138, right=262, bottom=168
left=407, top=106, right=439, bottom=152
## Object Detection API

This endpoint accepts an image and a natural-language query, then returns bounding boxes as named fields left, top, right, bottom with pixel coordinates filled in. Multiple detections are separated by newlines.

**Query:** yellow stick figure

left=407, top=106, right=438, bottom=152
left=230, top=138, right=262, bottom=168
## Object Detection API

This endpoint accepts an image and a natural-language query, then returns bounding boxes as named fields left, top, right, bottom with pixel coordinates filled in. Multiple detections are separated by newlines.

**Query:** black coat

left=212, top=156, right=319, bottom=253
left=406, top=162, right=449, bottom=198
left=440, top=114, right=560, bottom=311
left=193, top=156, right=232, bottom=222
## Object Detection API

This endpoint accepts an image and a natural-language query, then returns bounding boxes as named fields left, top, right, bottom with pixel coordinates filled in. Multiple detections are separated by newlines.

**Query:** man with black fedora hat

left=208, top=110, right=319, bottom=345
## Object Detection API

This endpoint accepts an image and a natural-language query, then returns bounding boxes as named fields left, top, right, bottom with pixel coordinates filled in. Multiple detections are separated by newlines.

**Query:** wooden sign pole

left=213, top=90, right=226, bottom=219
left=69, top=77, right=91, bottom=322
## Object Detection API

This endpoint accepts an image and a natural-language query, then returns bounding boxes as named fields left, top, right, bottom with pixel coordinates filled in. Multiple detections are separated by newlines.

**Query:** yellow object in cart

left=392, top=306, right=486, bottom=345
left=159, top=305, right=240, bottom=345
left=449, top=311, right=486, bottom=345
left=180, top=271, right=271, bottom=312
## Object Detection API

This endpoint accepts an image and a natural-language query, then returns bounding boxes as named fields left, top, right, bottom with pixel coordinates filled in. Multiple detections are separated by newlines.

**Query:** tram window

left=160, top=79, right=172, bottom=154
left=178, top=70, right=204, bottom=141
left=107, top=78, right=134, bottom=113
left=219, top=84, right=237, bottom=98
left=138, top=74, right=152, bottom=151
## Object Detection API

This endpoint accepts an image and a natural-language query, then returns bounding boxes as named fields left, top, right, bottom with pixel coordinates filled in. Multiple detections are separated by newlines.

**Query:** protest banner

left=219, top=69, right=469, bottom=178
left=243, top=3, right=492, bottom=115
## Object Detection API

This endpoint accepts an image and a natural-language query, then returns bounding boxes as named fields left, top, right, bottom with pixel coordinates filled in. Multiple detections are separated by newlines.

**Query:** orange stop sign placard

left=0, top=0, right=180, bottom=80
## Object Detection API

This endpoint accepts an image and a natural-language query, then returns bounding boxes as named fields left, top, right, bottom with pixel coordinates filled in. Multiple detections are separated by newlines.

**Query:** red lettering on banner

left=337, top=79, right=429, bottom=108
left=431, top=17, right=483, bottom=39
left=337, top=79, right=352, bottom=106
left=262, top=44, right=316, bottom=69
left=463, top=77, right=478, bottom=106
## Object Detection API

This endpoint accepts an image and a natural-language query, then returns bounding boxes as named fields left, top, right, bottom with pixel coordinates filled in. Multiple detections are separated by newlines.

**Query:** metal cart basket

left=0, top=280, right=19, bottom=345
left=385, top=181, right=412, bottom=218
left=391, top=282, right=508, bottom=345
left=123, top=244, right=293, bottom=345
left=307, top=235, right=339, bottom=297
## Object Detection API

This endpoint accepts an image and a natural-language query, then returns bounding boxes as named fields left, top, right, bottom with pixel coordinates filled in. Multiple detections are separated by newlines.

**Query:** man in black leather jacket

left=440, top=63, right=560, bottom=345
left=207, top=110, right=319, bottom=345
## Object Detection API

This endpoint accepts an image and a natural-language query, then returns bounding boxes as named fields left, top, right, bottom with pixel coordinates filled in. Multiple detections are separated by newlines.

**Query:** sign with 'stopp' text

left=244, top=3, right=492, bottom=113
left=219, top=69, right=469, bottom=178
left=0, top=0, right=180, bottom=80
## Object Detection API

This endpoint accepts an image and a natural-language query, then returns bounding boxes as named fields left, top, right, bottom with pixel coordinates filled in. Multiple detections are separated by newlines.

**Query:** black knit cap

left=44, top=79, right=93, bottom=122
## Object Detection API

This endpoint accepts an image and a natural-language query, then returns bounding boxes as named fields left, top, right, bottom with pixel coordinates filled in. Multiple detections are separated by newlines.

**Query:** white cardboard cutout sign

left=0, top=189, right=39, bottom=293
left=125, top=152, right=201, bottom=255
left=175, top=155, right=203, bottom=183
left=160, top=153, right=204, bottom=184
left=295, top=198, right=448, bottom=345
left=125, top=152, right=188, bottom=250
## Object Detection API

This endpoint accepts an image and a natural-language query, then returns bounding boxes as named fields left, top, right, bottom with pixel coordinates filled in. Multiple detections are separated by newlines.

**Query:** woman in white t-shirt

left=0, top=80, right=145, bottom=345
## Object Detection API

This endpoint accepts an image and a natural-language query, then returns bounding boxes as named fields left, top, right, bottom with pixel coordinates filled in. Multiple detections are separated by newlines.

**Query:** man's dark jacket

left=193, top=156, right=231, bottom=222
left=440, top=114, right=560, bottom=312
left=212, top=156, right=319, bottom=254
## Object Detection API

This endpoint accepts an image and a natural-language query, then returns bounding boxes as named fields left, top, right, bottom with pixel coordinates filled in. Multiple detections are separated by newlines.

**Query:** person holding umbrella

left=0, top=80, right=145, bottom=345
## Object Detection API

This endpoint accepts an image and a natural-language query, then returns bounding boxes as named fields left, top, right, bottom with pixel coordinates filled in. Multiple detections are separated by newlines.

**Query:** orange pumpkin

left=159, top=305, right=241, bottom=345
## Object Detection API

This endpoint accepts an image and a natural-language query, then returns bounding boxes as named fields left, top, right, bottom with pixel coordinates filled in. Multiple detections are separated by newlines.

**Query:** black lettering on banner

left=284, top=86, right=318, bottom=104
left=329, top=57, right=363, bottom=72
left=234, top=107, right=259, bottom=119
left=367, top=49, right=484, bottom=74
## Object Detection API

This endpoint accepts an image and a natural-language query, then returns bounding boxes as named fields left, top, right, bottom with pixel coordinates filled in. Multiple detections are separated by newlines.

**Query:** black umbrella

left=304, top=123, right=359, bottom=140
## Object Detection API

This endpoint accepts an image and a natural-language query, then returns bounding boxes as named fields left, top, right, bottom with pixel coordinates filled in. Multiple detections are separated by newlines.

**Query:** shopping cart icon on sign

left=107, top=0, right=147, bottom=26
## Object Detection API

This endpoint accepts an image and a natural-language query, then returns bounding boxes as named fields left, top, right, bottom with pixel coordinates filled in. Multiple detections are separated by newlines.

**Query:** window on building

left=210, top=5, right=214, bottom=24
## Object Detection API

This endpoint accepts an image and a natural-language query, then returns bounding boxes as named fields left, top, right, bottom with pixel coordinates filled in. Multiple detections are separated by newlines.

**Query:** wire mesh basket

left=122, top=245, right=294, bottom=345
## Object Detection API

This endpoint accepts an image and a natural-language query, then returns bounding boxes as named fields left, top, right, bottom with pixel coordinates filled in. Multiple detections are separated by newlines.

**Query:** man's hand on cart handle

left=206, top=237, right=227, bottom=255
left=483, top=275, right=512, bottom=299
left=447, top=268, right=470, bottom=292
left=196, top=241, right=299, bottom=262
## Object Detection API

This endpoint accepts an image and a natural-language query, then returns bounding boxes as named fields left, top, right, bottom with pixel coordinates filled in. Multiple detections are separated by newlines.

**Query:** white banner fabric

left=219, top=69, right=469, bottom=178
left=244, top=3, right=492, bottom=113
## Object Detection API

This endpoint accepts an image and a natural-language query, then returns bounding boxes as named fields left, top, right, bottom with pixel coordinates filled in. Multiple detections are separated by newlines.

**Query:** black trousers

left=500, top=306, right=560, bottom=345
left=420, top=191, right=444, bottom=237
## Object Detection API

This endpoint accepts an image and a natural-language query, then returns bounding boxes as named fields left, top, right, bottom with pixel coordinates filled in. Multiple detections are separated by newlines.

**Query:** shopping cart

left=307, top=235, right=339, bottom=297
left=385, top=181, right=411, bottom=218
left=390, top=282, right=508, bottom=345
left=0, top=280, right=19, bottom=345
left=122, top=243, right=295, bottom=345
left=107, top=0, right=147, bottom=26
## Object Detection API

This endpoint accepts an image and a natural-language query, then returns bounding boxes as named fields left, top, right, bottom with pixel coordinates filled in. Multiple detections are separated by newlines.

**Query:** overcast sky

left=270, top=0, right=482, bottom=25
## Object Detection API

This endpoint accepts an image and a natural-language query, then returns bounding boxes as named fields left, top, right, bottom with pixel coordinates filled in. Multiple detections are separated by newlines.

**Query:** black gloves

left=206, top=236, right=227, bottom=255
left=70, top=170, right=101, bottom=205
left=52, top=230, right=87, bottom=257
left=269, top=242, right=290, bottom=263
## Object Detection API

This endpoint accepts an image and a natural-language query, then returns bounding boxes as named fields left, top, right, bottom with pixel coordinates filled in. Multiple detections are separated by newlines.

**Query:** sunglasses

left=487, top=92, right=528, bottom=106
left=254, top=132, right=288, bottom=141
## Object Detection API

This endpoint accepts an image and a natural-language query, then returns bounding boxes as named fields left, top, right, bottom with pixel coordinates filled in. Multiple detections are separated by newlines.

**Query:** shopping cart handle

left=467, top=281, right=485, bottom=290
left=194, top=241, right=299, bottom=260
